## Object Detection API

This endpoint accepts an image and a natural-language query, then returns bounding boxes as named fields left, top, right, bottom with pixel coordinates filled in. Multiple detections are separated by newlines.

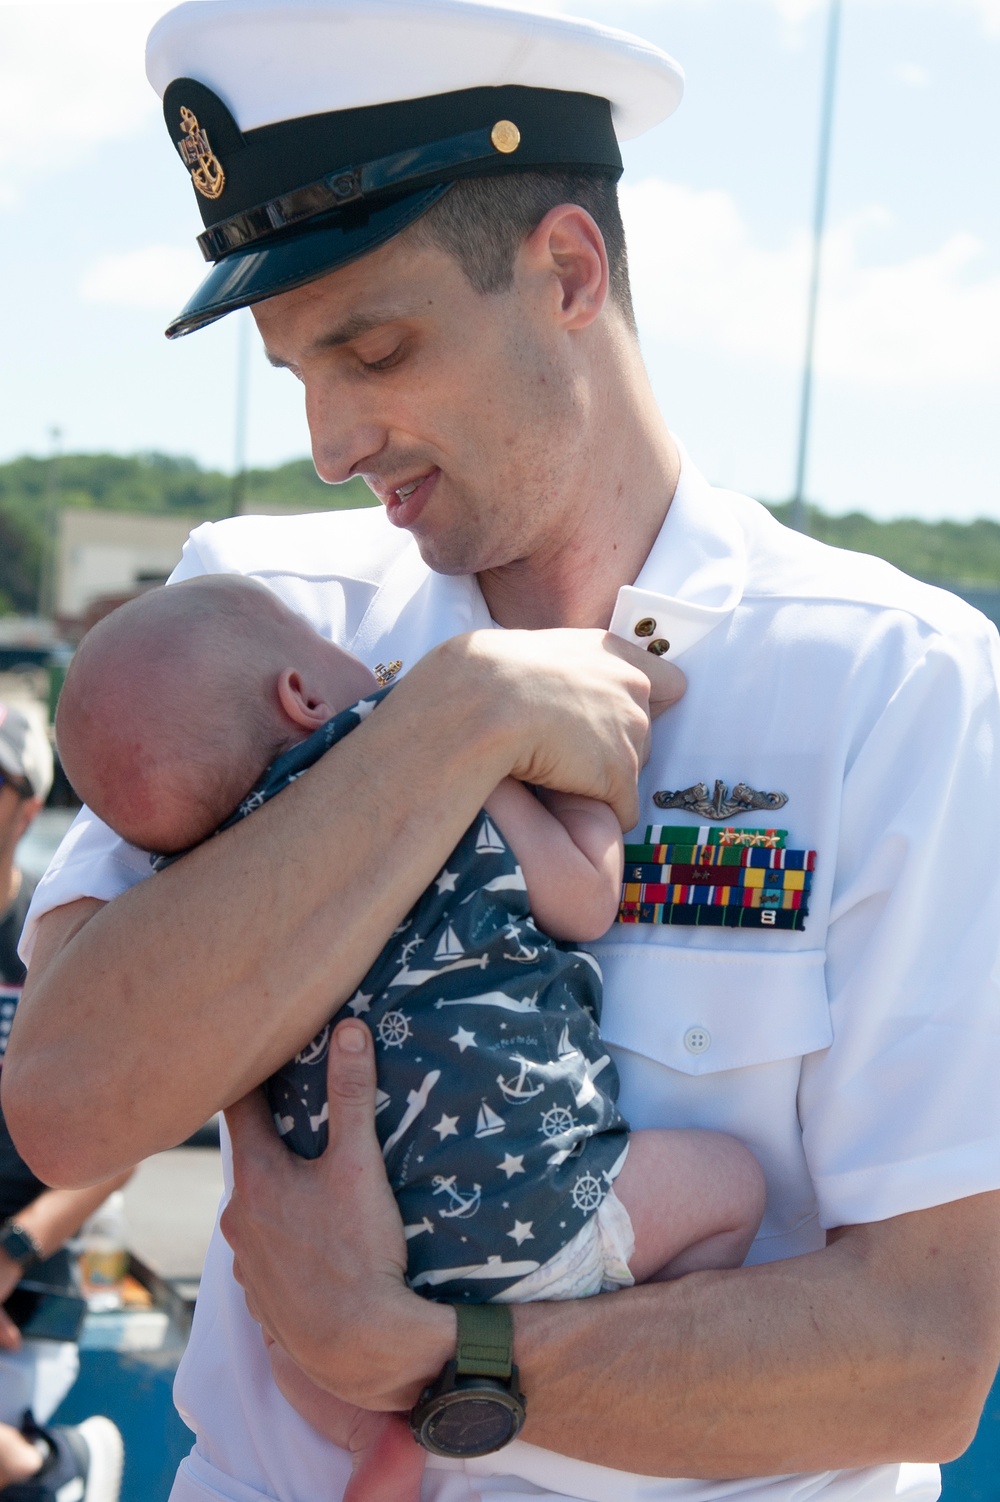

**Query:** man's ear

left=521, top=203, right=610, bottom=332
left=276, top=669, right=335, bottom=730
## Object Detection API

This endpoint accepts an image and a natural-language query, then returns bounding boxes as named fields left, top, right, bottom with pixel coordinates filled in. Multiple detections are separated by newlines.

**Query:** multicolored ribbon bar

left=624, top=862, right=812, bottom=888
left=618, top=902, right=808, bottom=931
left=623, top=844, right=814, bottom=869
left=642, top=826, right=788, bottom=848
left=617, top=839, right=817, bottom=929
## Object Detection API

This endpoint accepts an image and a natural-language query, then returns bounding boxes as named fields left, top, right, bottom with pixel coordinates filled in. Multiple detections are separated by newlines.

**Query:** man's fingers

left=0, top=1309, right=22, bottom=1351
left=224, top=1083, right=287, bottom=1189
left=602, top=634, right=687, bottom=718
left=325, top=1020, right=379, bottom=1154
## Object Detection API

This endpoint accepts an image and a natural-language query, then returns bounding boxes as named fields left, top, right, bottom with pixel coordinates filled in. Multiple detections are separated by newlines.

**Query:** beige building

left=55, top=510, right=199, bottom=630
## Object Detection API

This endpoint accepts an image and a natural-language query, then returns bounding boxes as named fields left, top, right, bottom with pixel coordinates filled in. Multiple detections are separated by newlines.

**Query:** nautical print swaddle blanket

left=159, top=689, right=630, bottom=1303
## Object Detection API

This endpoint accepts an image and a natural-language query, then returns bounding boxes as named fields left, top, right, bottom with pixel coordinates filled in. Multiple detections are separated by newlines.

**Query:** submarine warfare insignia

left=177, top=107, right=226, bottom=200
left=618, top=824, right=818, bottom=932
left=653, top=780, right=789, bottom=819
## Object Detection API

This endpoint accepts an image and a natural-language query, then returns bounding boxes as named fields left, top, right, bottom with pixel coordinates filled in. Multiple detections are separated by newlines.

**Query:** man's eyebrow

left=264, top=307, right=412, bottom=369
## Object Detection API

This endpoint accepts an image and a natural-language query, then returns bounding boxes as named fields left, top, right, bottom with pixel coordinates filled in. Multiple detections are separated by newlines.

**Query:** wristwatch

left=409, top=1303, right=526, bottom=1457
left=0, top=1220, right=42, bottom=1271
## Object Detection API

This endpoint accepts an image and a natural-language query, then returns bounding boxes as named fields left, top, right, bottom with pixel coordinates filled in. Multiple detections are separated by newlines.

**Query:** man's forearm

left=4, top=646, right=519, bottom=1182
left=5, top=630, right=672, bottom=1184
left=512, top=1195, right=1000, bottom=1477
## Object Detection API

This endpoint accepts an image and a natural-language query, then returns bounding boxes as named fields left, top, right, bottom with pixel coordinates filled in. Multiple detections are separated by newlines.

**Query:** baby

left=56, top=575, right=766, bottom=1502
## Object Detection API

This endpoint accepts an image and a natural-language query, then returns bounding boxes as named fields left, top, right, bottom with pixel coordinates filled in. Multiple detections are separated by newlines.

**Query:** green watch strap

left=453, top=1303, right=514, bottom=1381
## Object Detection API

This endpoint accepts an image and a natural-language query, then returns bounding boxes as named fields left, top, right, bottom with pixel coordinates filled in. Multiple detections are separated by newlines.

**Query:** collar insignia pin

left=374, top=660, right=403, bottom=687
left=177, top=106, right=226, bottom=200
left=653, top=780, right=789, bottom=819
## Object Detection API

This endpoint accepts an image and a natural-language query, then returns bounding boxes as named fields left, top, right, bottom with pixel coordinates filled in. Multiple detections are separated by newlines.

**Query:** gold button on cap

left=490, top=120, right=521, bottom=154
left=647, top=639, right=670, bottom=656
left=634, top=617, right=656, bottom=637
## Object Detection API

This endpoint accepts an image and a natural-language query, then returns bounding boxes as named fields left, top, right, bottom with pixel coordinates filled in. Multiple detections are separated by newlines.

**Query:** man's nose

left=305, top=380, right=388, bottom=485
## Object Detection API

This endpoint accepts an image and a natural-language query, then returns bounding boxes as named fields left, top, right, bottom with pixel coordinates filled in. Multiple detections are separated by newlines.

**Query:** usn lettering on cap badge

left=177, top=106, right=226, bottom=201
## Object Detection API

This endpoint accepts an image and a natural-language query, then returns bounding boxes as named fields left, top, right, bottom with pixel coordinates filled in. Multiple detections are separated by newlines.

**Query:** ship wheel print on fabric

left=540, top=1104, right=576, bottom=1138
left=571, top=1172, right=605, bottom=1214
left=377, top=1010, right=413, bottom=1048
left=294, top=1025, right=330, bottom=1066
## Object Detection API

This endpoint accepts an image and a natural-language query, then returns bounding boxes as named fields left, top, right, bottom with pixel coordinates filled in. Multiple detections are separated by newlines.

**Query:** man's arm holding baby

left=4, top=630, right=681, bottom=1186
left=223, top=1023, right=1000, bottom=1480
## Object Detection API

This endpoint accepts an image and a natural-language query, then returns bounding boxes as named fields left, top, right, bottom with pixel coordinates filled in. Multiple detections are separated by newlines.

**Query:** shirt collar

left=611, top=442, right=747, bottom=662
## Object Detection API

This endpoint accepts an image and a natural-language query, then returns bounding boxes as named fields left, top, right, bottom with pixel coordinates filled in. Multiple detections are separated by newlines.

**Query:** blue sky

left=1, top=0, right=997, bottom=521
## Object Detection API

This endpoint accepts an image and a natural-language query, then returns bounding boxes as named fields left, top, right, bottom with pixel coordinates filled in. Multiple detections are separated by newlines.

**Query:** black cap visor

left=166, top=183, right=450, bottom=338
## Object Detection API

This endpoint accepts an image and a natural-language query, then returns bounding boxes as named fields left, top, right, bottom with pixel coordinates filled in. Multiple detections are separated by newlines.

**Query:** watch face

left=426, top=1394, right=520, bottom=1457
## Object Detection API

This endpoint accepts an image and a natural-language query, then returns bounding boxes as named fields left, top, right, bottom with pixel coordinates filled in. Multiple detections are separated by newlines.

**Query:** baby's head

left=56, top=575, right=378, bottom=854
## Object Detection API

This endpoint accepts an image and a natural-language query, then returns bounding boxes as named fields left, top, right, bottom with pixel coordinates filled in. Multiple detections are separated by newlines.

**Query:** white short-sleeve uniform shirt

left=23, top=452, right=1000, bottom=1502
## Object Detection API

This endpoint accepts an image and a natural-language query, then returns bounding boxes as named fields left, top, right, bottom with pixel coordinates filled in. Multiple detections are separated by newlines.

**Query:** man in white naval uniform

left=6, top=3, right=1000, bottom=1502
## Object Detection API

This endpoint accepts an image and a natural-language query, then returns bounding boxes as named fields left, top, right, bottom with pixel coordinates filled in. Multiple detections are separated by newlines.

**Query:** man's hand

left=427, top=629, right=684, bottom=831
left=222, top=1019, right=456, bottom=1411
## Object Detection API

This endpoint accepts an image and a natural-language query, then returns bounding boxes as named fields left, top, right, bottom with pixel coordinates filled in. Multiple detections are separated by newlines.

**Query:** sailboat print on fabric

left=475, top=816, right=506, bottom=855
left=435, top=924, right=465, bottom=961
left=475, top=1101, right=506, bottom=1137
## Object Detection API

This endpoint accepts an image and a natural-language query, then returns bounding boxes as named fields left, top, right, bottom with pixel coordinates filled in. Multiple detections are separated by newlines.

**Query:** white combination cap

left=145, top=0, right=684, bottom=337
left=0, top=703, right=54, bottom=803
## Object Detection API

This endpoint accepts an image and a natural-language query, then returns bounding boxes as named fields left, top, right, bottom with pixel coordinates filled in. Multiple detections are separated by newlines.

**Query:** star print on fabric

left=347, top=990, right=373, bottom=1016
left=507, top=1220, right=535, bottom=1246
left=353, top=698, right=379, bottom=720
left=450, top=1027, right=477, bottom=1053
left=435, top=869, right=459, bottom=894
left=497, top=1153, right=525, bottom=1179
left=432, top=1113, right=460, bottom=1141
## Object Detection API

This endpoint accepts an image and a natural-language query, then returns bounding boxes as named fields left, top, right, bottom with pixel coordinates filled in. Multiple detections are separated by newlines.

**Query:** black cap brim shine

left=166, top=183, right=450, bottom=338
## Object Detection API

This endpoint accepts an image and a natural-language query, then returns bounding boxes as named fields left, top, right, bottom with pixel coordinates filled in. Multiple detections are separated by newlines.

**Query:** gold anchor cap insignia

left=653, top=780, right=789, bottom=819
left=177, top=106, right=226, bottom=200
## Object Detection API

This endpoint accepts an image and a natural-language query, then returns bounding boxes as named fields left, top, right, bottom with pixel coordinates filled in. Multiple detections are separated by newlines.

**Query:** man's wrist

left=0, top=1219, right=43, bottom=1271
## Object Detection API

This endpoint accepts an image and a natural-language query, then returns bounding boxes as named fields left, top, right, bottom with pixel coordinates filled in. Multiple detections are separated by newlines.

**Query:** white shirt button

left=683, top=1026, right=711, bottom=1055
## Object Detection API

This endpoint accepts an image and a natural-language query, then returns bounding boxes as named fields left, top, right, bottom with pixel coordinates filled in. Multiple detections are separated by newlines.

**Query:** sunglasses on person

left=0, top=770, right=34, bottom=801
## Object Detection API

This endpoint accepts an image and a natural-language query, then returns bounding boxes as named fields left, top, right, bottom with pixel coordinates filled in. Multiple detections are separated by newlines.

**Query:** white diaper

left=492, top=1186, right=636, bottom=1303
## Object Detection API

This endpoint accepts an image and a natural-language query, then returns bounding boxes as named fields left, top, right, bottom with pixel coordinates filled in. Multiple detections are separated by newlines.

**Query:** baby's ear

left=276, top=668, right=334, bottom=730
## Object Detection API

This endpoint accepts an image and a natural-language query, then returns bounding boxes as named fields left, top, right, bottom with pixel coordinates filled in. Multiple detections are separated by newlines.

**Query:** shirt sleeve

left=799, top=613, right=1000, bottom=1228
left=18, top=525, right=220, bottom=966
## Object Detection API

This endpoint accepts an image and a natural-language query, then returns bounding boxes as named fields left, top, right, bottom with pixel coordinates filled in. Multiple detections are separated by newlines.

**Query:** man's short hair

left=411, top=169, right=636, bottom=334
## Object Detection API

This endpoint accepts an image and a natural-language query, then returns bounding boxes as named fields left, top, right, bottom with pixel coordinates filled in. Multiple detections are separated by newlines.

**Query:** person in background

left=0, top=702, right=126, bottom=1501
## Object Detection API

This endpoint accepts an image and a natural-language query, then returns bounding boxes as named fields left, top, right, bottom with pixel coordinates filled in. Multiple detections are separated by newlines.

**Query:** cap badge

left=177, top=106, right=226, bottom=201
left=490, top=120, right=521, bottom=154
left=374, top=660, right=403, bottom=687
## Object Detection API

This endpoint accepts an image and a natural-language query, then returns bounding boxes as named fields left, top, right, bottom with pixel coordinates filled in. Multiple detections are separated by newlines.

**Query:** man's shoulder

left=721, top=487, right=994, bottom=645
left=179, top=504, right=413, bottom=588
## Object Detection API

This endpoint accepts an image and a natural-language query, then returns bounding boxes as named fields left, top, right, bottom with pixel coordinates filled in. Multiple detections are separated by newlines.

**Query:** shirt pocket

left=592, top=942, right=832, bottom=1076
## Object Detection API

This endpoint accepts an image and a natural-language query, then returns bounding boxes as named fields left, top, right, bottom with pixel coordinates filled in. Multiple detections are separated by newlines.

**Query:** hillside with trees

left=2, top=451, right=999, bottom=615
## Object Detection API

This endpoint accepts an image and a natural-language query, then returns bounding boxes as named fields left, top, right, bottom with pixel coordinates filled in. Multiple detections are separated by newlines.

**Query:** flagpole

left=790, top=0, right=842, bottom=534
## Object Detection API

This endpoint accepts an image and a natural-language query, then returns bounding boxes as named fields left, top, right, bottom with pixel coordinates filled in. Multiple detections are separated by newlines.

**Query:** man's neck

left=478, top=358, right=680, bottom=631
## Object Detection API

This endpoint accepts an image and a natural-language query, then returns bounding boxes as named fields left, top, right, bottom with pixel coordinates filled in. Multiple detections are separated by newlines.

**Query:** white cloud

left=893, top=61, right=930, bottom=86
left=0, top=3, right=172, bottom=199
left=79, top=243, right=203, bottom=310
left=623, top=178, right=1000, bottom=387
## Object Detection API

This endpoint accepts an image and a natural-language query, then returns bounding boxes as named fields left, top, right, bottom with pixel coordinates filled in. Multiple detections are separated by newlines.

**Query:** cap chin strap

left=197, top=126, right=508, bottom=261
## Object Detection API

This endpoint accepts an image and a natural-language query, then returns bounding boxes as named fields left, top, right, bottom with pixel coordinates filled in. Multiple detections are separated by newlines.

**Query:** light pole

left=790, top=0, right=842, bottom=534
left=230, top=313, right=251, bottom=517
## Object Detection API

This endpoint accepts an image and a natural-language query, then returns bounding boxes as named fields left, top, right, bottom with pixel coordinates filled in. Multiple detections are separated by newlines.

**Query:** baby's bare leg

left=614, top=1129, right=766, bottom=1282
